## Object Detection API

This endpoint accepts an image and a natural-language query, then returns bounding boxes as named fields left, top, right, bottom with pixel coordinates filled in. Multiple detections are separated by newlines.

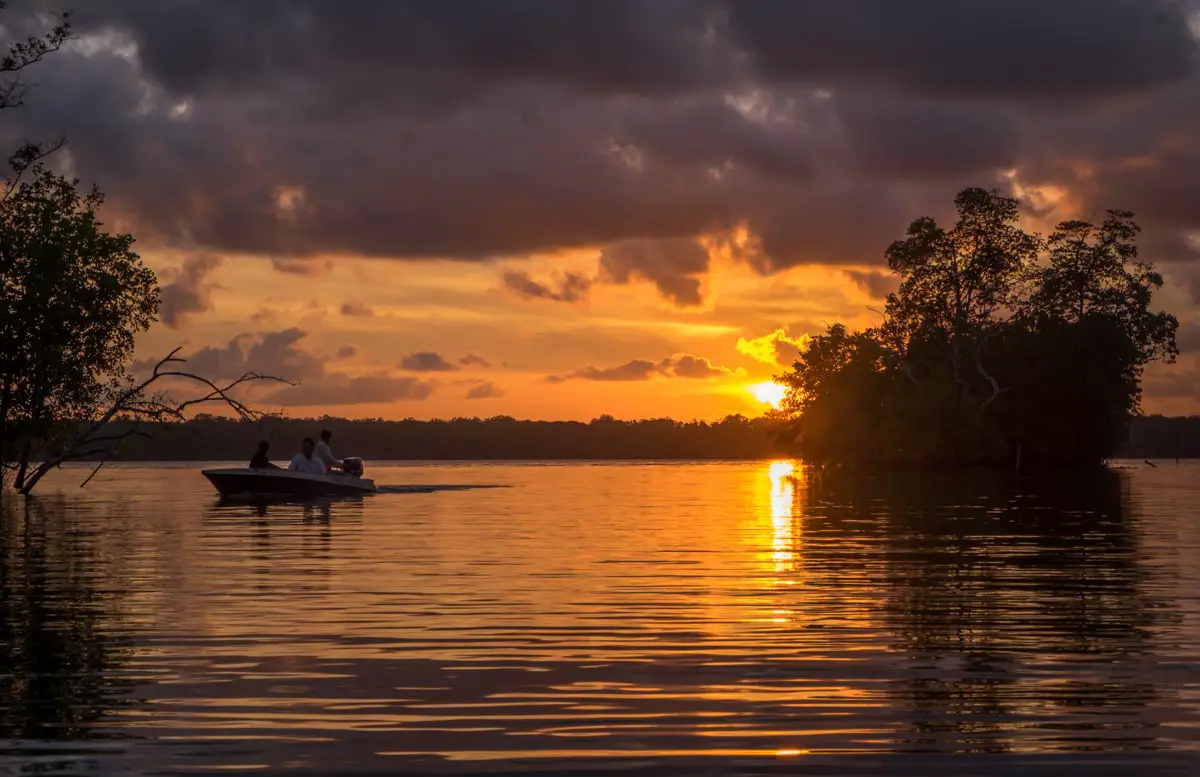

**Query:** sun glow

left=750, top=381, right=787, bottom=409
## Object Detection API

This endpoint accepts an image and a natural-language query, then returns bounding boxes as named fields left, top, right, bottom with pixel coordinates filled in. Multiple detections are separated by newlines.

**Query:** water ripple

left=2, top=461, right=1199, bottom=775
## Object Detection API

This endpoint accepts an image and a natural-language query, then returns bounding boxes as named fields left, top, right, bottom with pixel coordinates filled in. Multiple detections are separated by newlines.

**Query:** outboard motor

left=342, top=457, right=365, bottom=477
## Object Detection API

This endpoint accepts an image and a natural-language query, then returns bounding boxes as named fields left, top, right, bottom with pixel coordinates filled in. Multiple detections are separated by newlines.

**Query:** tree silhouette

left=776, top=189, right=1178, bottom=470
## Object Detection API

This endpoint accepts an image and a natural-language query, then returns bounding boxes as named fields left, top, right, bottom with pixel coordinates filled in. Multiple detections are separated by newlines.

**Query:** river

left=1, top=461, right=1198, bottom=775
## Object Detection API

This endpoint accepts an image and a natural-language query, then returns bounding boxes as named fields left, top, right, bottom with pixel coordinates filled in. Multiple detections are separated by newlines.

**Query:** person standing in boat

left=249, top=440, right=280, bottom=469
left=315, top=429, right=342, bottom=472
left=289, top=437, right=327, bottom=475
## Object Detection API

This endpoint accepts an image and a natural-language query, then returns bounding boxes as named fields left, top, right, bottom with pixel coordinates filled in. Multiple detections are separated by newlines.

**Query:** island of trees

left=773, top=188, right=1179, bottom=470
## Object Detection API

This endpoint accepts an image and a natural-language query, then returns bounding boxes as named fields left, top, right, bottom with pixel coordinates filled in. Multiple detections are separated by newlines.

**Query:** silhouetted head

left=257, top=440, right=270, bottom=453
left=302, top=437, right=315, bottom=457
left=320, top=429, right=332, bottom=443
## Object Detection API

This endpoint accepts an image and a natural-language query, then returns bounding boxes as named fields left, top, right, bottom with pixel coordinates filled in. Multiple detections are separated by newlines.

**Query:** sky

left=5, top=0, right=1200, bottom=420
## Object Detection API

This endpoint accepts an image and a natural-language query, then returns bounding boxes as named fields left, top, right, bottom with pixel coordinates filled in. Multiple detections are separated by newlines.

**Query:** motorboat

left=202, top=456, right=377, bottom=498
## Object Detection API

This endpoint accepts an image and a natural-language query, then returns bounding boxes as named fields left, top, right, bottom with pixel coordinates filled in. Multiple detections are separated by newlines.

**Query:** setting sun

left=750, top=381, right=787, bottom=409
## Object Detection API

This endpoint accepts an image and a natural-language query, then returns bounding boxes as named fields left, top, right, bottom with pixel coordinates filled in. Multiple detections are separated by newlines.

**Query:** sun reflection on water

left=767, top=461, right=797, bottom=575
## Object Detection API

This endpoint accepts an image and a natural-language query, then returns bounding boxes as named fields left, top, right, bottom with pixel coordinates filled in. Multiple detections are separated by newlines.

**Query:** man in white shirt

left=315, top=429, right=341, bottom=472
left=288, top=437, right=327, bottom=475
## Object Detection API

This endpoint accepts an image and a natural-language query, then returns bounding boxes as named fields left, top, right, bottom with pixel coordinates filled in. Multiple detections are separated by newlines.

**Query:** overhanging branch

left=15, top=348, right=294, bottom=494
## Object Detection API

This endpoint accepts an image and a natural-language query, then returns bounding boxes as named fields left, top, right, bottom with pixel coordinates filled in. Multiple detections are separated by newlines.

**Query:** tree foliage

left=0, top=167, right=160, bottom=490
left=776, top=188, right=1178, bottom=470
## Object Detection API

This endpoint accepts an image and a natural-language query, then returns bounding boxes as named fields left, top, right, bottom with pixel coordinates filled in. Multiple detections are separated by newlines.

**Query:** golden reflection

left=768, top=461, right=796, bottom=575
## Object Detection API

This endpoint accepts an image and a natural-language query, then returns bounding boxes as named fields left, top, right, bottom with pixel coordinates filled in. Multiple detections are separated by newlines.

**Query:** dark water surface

left=2, top=461, right=1199, bottom=775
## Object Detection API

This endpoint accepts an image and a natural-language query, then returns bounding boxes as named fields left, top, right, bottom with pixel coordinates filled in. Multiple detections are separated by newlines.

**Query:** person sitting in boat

left=315, top=429, right=342, bottom=472
left=288, top=437, right=327, bottom=475
left=249, top=440, right=279, bottom=469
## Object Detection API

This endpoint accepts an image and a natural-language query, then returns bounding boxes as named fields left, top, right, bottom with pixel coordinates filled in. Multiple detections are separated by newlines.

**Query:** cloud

left=837, top=97, right=1021, bottom=181
left=737, top=328, right=811, bottom=367
left=159, top=254, right=221, bottom=327
left=599, top=238, right=710, bottom=306
left=399, top=351, right=460, bottom=372
left=725, top=1, right=1195, bottom=102
left=548, top=353, right=734, bottom=382
left=465, top=381, right=505, bottom=399
left=548, top=359, right=662, bottom=384
left=340, top=301, right=375, bottom=317
left=147, top=327, right=436, bottom=407
left=174, top=327, right=324, bottom=382
left=269, top=373, right=437, bottom=407
left=844, top=269, right=901, bottom=300
left=2, top=0, right=1199, bottom=283
left=667, top=354, right=732, bottom=379
left=272, top=257, right=332, bottom=276
left=72, top=1, right=727, bottom=100
left=460, top=353, right=491, bottom=368
left=1175, top=321, right=1200, bottom=355
left=501, top=269, right=592, bottom=302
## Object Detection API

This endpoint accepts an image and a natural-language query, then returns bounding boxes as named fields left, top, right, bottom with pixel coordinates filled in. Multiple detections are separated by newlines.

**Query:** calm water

left=2, top=461, right=1200, bottom=776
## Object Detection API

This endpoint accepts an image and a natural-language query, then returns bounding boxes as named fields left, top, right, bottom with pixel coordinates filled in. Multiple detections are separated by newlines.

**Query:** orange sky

left=137, top=243, right=889, bottom=421
left=134, top=234, right=1199, bottom=421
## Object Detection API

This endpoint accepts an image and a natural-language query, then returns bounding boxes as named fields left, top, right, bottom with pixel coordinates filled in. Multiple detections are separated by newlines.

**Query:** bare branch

left=15, top=347, right=292, bottom=494
left=0, top=10, right=73, bottom=110
left=1, top=137, right=67, bottom=202
left=79, top=459, right=106, bottom=488
left=975, top=332, right=1007, bottom=409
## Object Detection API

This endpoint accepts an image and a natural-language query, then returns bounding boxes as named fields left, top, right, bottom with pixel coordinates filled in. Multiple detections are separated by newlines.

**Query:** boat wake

left=376, top=484, right=508, bottom=494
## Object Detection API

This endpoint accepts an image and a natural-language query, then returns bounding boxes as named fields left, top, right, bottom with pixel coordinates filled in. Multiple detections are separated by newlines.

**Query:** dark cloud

left=460, top=353, right=491, bottom=368
left=599, top=238, right=710, bottom=306
left=668, top=354, right=731, bottom=379
left=725, top=1, right=1196, bottom=102
left=399, top=351, right=460, bottom=372
left=502, top=269, right=592, bottom=302
left=2, top=0, right=1199, bottom=281
left=335, top=345, right=359, bottom=360
left=547, top=353, right=733, bottom=382
left=272, top=257, right=333, bottom=276
left=465, top=381, right=504, bottom=400
left=1169, top=262, right=1200, bottom=305
left=269, top=373, right=436, bottom=406
left=159, top=254, right=221, bottom=327
left=143, top=327, right=431, bottom=406
left=1175, top=322, right=1200, bottom=354
left=547, top=359, right=661, bottom=383
left=177, top=328, right=324, bottom=382
left=844, top=269, right=901, bottom=300
left=340, top=301, right=374, bottom=317
left=838, top=97, right=1021, bottom=181
left=73, top=0, right=728, bottom=100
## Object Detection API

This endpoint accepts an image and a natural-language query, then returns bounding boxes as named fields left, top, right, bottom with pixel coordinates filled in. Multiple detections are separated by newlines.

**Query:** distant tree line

left=45, top=413, right=1198, bottom=463
left=95, top=414, right=786, bottom=462
left=774, top=188, right=1178, bottom=471
left=1122, top=415, right=1200, bottom=460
